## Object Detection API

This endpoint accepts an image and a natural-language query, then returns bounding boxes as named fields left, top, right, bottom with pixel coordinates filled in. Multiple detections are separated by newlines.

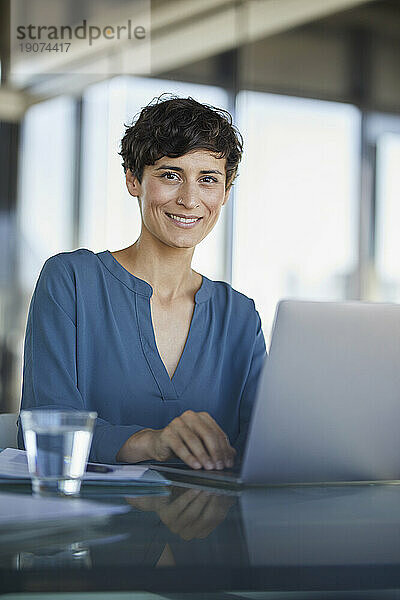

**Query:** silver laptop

left=149, top=299, right=400, bottom=486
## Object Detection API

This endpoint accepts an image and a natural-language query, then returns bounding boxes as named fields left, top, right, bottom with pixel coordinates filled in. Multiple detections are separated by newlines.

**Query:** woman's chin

left=161, top=229, right=202, bottom=249
left=168, top=239, right=198, bottom=250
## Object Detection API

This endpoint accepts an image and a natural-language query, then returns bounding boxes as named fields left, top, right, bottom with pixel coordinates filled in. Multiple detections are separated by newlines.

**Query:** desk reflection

left=3, top=481, right=400, bottom=593
left=126, top=486, right=235, bottom=540
left=17, top=541, right=92, bottom=570
left=6, top=486, right=245, bottom=571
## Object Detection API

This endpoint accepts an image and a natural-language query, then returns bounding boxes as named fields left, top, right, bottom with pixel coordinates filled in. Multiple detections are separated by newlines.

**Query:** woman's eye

left=161, top=172, right=179, bottom=181
left=159, top=172, right=218, bottom=184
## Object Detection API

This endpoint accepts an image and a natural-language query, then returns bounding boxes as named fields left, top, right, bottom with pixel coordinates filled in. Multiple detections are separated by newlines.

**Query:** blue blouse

left=18, top=249, right=267, bottom=463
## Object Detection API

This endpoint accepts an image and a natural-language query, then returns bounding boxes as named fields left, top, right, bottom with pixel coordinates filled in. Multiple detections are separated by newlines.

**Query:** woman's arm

left=234, top=305, right=267, bottom=457
left=18, top=255, right=147, bottom=464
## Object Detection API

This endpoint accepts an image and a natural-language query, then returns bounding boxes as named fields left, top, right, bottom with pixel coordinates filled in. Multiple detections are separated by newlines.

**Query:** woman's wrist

left=116, top=428, right=158, bottom=463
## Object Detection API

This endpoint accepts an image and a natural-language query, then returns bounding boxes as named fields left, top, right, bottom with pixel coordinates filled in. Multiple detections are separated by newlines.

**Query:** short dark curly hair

left=119, top=94, right=243, bottom=190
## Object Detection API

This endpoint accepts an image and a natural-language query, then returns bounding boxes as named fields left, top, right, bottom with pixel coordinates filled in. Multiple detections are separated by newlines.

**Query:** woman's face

left=126, top=149, right=230, bottom=249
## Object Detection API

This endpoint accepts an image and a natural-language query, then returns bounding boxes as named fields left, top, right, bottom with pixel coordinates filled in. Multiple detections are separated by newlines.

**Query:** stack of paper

left=0, top=448, right=170, bottom=487
left=0, top=490, right=132, bottom=552
left=0, top=491, right=129, bottom=529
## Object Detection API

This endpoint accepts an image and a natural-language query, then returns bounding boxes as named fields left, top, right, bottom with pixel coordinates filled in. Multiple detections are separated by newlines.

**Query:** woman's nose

left=176, top=187, right=200, bottom=209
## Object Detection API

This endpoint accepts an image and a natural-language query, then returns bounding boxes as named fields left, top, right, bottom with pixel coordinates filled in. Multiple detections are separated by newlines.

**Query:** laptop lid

left=241, top=299, right=400, bottom=484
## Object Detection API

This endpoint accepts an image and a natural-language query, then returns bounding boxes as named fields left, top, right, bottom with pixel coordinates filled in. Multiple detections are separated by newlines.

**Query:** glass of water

left=20, top=410, right=97, bottom=496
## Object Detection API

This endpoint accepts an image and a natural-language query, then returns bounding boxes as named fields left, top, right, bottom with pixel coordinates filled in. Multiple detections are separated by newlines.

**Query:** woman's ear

left=126, top=169, right=141, bottom=197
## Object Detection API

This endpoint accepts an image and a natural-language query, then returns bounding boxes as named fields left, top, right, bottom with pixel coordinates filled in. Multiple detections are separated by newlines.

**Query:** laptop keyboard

left=155, top=459, right=242, bottom=475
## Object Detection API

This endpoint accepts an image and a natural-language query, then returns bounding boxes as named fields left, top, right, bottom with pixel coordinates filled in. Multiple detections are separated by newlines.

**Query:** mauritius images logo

left=16, top=19, right=146, bottom=46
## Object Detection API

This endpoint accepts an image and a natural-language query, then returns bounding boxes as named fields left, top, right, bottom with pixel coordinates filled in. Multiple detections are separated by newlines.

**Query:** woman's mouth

left=165, top=212, right=203, bottom=228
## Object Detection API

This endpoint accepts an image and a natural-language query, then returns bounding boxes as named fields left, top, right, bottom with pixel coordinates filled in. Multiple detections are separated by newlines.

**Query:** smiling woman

left=125, top=151, right=229, bottom=250
left=18, top=95, right=267, bottom=468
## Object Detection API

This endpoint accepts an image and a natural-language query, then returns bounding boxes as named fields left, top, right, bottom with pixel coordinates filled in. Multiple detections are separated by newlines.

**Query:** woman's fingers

left=170, top=420, right=216, bottom=469
left=157, top=410, right=236, bottom=469
left=161, top=420, right=215, bottom=469
left=162, top=429, right=203, bottom=469
left=179, top=412, right=225, bottom=468
left=158, top=488, right=203, bottom=531
left=187, top=411, right=236, bottom=468
left=184, top=494, right=226, bottom=539
left=168, top=491, right=210, bottom=538
left=200, top=412, right=236, bottom=467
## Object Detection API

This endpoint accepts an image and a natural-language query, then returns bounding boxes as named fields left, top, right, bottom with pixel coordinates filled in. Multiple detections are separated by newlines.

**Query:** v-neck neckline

left=97, top=250, right=213, bottom=400
left=136, top=292, right=200, bottom=399
left=149, top=296, right=197, bottom=384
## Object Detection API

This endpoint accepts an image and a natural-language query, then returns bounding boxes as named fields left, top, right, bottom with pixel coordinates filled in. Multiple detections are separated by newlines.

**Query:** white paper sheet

left=0, top=448, right=169, bottom=485
left=0, top=491, right=129, bottom=528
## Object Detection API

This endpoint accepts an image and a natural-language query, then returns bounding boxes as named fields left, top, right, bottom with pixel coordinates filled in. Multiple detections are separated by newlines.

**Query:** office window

left=17, top=96, right=76, bottom=293
left=375, top=133, right=400, bottom=301
left=234, top=91, right=360, bottom=342
left=79, top=78, right=121, bottom=253
left=80, top=76, right=229, bottom=281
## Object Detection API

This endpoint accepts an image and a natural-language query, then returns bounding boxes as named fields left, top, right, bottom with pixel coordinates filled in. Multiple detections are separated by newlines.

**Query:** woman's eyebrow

left=154, top=164, right=223, bottom=176
left=199, top=169, right=224, bottom=176
left=154, top=164, right=183, bottom=171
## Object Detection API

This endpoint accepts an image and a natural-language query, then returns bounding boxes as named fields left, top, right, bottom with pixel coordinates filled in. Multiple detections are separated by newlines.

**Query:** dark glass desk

left=1, top=476, right=400, bottom=598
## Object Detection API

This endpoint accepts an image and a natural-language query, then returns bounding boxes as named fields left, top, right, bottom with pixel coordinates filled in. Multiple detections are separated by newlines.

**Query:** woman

left=18, top=95, right=267, bottom=468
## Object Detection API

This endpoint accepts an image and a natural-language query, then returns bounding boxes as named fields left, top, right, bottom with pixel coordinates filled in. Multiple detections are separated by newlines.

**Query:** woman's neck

left=113, top=234, right=200, bottom=303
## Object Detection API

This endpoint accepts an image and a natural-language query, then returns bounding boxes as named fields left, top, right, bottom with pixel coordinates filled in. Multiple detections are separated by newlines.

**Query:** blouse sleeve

left=234, top=305, right=267, bottom=456
left=18, top=255, right=145, bottom=464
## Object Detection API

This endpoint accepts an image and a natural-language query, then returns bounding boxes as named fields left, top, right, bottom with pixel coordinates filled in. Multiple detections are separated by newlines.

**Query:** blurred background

left=0, top=0, right=400, bottom=414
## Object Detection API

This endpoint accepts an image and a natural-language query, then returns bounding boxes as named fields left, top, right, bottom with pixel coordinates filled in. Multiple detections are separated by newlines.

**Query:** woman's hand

left=116, top=410, right=236, bottom=468
left=127, top=487, right=235, bottom=541
left=148, top=410, right=236, bottom=470
left=154, top=489, right=235, bottom=540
